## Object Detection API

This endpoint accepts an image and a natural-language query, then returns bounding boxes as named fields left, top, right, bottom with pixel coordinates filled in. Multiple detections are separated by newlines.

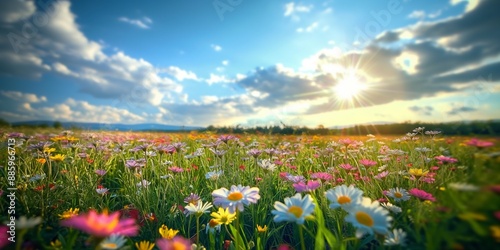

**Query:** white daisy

left=325, top=184, right=363, bottom=211
left=386, top=187, right=410, bottom=202
left=184, top=201, right=213, bottom=217
left=212, top=185, right=260, bottom=213
left=258, top=159, right=277, bottom=172
left=271, top=193, right=315, bottom=225
left=380, top=202, right=402, bottom=214
left=384, top=228, right=407, bottom=246
left=345, top=197, right=392, bottom=238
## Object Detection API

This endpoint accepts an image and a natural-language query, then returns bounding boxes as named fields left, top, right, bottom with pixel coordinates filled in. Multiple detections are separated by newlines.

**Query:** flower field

left=1, top=128, right=499, bottom=250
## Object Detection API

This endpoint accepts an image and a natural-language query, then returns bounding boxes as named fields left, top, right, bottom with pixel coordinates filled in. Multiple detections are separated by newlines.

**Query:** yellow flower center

left=337, top=196, right=351, bottom=204
left=172, top=241, right=188, bottom=250
left=288, top=205, right=303, bottom=218
left=394, top=192, right=403, bottom=198
left=227, top=191, right=244, bottom=201
left=355, top=211, right=374, bottom=227
left=209, top=219, right=219, bottom=228
left=101, top=243, right=118, bottom=249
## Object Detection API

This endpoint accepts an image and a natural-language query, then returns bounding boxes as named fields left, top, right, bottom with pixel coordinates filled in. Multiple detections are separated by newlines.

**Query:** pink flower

left=293, top=180, right=321, bottom=193
left=374, top=171, right=389, bottom=179
left=466, top=138, right=494, bottom=148
left=409, top=188, right=436, bottom=202
left=359, top=159, right=377, bottom=167
left=340, top=164, right=356, bottom=171
left=61, top=210, right=138, bottom=237
left=494, top=211, right=500, bottom=221
left=94, top=169, right=107, bottom=176
left=169, top=166, right=184, bottom=173
left=338, top=138, right=354, bottom=147
left=434, top=155, right=458, bottom=164
left=310, top=172, right=333, bottom=181
left=156, top=236, right=192, bottom=250
left=0, top=225, right=11, bottom=249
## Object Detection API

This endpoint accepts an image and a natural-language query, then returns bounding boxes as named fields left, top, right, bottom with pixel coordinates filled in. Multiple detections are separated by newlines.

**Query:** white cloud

left=284, top=2, right=313, bottom=18
left=211, top=44, right=222, bottom=51
left=296, top=22, right=318, bottom=33
left=0, top=91, right=47, bottom=103
left=450, top=0, right=479, bottom=12
left=0, top=2, right=182, bottom=106
left=162, top=66, right=199, bottom=81
left=222, top=60, right=229, bottom=66
left=408, top=10, right=426, bottom=19
left=206, top=73, right=233, bottom=85
left=9, top=98, right=146, bottom=123
left=0, top=0, right=36, bottom=23
left=118, top=16, right=153, bottom=29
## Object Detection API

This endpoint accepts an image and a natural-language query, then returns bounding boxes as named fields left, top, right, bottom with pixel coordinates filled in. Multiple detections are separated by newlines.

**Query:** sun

left=334, top=71, right=366, bottom=100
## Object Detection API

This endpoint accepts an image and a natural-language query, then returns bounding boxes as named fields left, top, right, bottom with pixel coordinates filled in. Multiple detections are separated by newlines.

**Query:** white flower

left=325, top=185, right=363, bottom=211
left=184, top=201, right=213, bottom=217
left=384, top=228, right=407, bottom=246
left=16, top=216, right=42, bottom=230
left=345, top=197, right=392, bottom=238
left=212, top=185, right=260, bottom=213
left=271, top=193, right=315, bottom=225
left=258, top=159, right=277, bottom=172
left=386, top=188, right=410, bottom=202
left=380, top=202, right=402, bottom=213
left=448, top=182, right=480, bottom=191
left=100, top=234, right=127, bottom=250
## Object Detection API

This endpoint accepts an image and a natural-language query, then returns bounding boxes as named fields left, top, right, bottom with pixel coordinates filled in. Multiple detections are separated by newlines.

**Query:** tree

left=53, top=121, right=63, bottom=129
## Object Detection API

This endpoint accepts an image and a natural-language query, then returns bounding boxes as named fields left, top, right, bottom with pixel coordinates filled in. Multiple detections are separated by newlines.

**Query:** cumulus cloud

left=0, top=1, right=181, bottom=106
left=3, top=97, right=145, bottom=123
left=0, top=91, right=47, bottom=103
left=0, top=0, right=36, bottom=23
left=162, top=66, right=199, bottom=81
left=118, top=16, right=153, bottom=29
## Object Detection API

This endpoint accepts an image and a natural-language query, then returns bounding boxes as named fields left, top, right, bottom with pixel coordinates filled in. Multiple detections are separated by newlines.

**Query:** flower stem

left=299, top=225, right=306, bottom=250
left=196, top=215, right=200, bottom=245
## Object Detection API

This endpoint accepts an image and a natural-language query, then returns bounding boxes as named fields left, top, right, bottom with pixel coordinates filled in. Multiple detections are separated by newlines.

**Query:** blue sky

left=0, top=0, right=499, bottom=127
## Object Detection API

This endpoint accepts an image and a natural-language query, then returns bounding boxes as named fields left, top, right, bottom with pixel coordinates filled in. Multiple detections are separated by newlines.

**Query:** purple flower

left=95, top=169, right=107, bottom=176
left=293, top=180, right=321, bottom=193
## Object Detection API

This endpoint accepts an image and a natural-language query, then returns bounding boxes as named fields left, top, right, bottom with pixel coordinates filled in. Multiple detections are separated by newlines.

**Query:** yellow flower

left=49, top=154, right=66, bottom=162
left=50, top=239, right=62, bottom=249
left=458, top=212, right=487, bottom=221
left=44, top=147, right=56, bottom=154
left=135, top=240, right=155, bottom=250
left=159, top=224, right=179, bottom=239
left=37, top=158, right=47, bottom=164
left=490, top=226, right=500, bottom=242
left=408, top=168, right=428, bottom=177
left=439, top=187, right=446, bottom=191
left=210, top=207, right=236, bottom=225
left=59, top=208, right=80, bottom=220
left=256, top=224, right=268, bottom=233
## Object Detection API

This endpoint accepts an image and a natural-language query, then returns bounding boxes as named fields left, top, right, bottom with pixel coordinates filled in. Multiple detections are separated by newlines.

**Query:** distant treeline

left=202, top=120, right=500, bottom=136
left=1, top=118, right=499, bottom=136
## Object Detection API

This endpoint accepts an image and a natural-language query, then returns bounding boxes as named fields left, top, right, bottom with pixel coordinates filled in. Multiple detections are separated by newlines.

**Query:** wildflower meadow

left=0, top=128, right=499, bottom=250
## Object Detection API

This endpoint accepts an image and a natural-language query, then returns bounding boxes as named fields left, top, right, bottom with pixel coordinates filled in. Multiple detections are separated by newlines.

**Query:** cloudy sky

left=0, top=0, right=499, bottom=127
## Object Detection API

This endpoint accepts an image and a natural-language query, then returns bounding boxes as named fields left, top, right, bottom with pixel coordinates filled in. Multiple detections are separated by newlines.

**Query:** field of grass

left=1, top=128, right=499, bottom=250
